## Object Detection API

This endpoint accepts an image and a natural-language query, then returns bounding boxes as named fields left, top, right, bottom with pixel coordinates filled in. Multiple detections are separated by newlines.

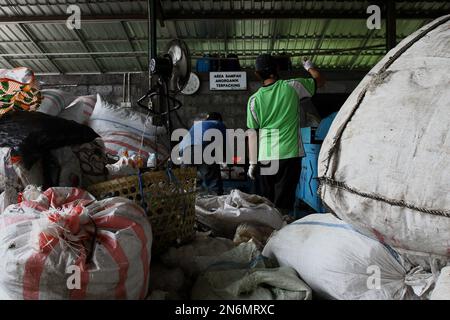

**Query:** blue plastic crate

left=296, top=143, right=326, bottom=213
left=196, top=58, right=210, bottom=72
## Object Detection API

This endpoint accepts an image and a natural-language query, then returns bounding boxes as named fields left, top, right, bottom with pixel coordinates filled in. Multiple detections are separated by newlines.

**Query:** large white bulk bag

left=318, top=16, right=450, bottom=256
left=262, top=214, right=435, bottom=300
left=0, top=187, right=152, bottom=300
left=88, top=94, right=169, bottom=162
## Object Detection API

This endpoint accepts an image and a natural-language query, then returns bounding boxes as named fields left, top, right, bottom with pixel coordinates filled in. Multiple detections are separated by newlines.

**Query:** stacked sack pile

left=0, top=67, right=169, bottom=300
left=263, top=15, right=450, bottom=300
left=0, top=67, right=108, bottom=209
left=0, top=186, right=152, bottom=299
left=0, top=68, right=171, bottom=208
left=38, top=90, right=170, bottom=167
left=149, top=190, right=312, bottom=300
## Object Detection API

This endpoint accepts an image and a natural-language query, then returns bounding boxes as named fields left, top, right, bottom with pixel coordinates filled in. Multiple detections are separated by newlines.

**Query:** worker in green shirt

left=246, top=54, right=325, bottom=213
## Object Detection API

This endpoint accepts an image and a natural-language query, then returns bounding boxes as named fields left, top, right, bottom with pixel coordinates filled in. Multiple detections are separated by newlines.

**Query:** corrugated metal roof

left=0, top=0, right=446, bottom=17
left=0, top=0, right=147, bottom=17
left=0, top=1, right=448, bottom=73
left=53, top=57, right=98, bottom=73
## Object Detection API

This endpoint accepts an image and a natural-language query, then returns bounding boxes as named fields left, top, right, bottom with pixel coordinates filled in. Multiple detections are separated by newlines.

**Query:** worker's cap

left=255, top=54, right=277, bottom=72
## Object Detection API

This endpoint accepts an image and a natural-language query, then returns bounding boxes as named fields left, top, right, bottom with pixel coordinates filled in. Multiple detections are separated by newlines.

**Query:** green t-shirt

left=247, top=78, right=316, bottom=161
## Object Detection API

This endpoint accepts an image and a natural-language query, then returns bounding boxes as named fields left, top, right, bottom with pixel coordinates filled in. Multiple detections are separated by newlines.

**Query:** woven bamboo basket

left=87, top=167, right=197, bottom=255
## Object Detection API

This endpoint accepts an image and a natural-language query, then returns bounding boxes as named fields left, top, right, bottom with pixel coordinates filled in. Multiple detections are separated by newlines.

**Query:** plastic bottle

left=147, top=153, right=157, bottom=168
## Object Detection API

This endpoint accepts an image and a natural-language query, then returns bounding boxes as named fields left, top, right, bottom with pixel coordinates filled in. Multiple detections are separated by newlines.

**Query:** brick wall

left=37, top=70, right=365, bottom=130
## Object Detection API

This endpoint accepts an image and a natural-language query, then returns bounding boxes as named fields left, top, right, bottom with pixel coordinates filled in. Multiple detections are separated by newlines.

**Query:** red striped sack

left=59, top=95, right=97, bottom=125
left=38, top=89, right=75, bottom=116
left=0, top=187, right=152, bottom=300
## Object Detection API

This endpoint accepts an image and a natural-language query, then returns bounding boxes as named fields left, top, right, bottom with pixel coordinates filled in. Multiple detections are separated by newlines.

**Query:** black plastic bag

left=0, top=111, right=99, bottom=169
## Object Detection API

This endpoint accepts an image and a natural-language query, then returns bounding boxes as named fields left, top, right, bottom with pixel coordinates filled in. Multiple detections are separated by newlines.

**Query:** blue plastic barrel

left=196, top=58, right=210, bottom=72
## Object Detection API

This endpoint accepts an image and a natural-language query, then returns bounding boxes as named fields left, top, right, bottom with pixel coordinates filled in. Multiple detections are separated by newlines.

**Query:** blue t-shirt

left=179, top=120, right=227, bottom=154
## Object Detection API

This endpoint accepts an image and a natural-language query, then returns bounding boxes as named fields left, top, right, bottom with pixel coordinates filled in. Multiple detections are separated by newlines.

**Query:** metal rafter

left=156, top=0, right=166, bottom=27
left=0, top=33, right=394, bottom=47
left=0, top=54, right=15, bottom=69
left=0, top=45, right=386, bottom=59
left=71, top=28, right=104, bottom=73
left=3, top=0, right=63, bottom=73
left=166, top=20, right=179, bottom=39
left=311, top=19, right=331, bottom=61
left=120, top=21, right=145, bottom=71
left=17, top=23, right=64, bottom=74
left=224, top=20, right=228, bottom=55
left=0, top=45, right=16, bottom=68
left=0, top=0, right=447, bottom=6
left=269, top=20, right=278, bottom=53
left=386, top=0, right=398, bottom=50
left=0, top=10, right=445, bottom=24
left=268, top=0, right=277, bottom=53
left=349, top=29, right=377, bottom=70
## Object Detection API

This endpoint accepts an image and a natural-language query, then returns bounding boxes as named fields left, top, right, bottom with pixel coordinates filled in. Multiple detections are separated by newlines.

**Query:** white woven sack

left=88, top=94, right=169, bottom=161
left=195, top=189, right=284, bottom=238
left=38, top=89, right=75, bottom=116
left=59, top=95, right=97, bottom=124
left=0, top=187, right=152, bottom=300
left=263, top=214, right=435, bottom=300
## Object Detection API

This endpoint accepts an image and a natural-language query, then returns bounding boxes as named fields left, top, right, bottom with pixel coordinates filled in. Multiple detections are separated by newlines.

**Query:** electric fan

left=137, top=39, right=192, bottom=166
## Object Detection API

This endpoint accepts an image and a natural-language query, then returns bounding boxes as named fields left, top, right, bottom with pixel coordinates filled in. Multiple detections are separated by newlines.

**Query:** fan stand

left=137, top=78, right=183, bottom=169
left=139, top=2, right=190, bottom=170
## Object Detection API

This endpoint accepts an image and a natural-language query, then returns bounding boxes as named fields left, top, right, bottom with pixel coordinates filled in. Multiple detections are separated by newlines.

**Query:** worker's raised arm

left=247, top=129, right=258, bottom=179
left=303, top=58, right=326, bottom=89
left=246, top=95, right=260, bottom=179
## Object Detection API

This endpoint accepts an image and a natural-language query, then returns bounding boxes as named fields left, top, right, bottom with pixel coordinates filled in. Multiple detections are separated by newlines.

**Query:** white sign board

left=209, top=72, right=247, bottom=91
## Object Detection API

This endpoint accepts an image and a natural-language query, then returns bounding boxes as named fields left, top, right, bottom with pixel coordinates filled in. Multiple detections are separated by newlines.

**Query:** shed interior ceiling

left=0, top=0, right=448, bottom=74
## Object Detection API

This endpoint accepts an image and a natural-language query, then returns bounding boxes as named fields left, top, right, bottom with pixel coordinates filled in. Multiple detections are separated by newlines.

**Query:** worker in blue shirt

left=179, top=112, right=227, bottom=195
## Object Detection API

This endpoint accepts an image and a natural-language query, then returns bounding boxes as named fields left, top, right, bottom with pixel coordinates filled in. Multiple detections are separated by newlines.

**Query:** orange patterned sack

left=0, top=67, right=42, bottom=117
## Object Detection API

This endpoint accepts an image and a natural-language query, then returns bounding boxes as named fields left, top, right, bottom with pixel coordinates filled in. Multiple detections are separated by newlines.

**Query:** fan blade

left=166, top=39, right=191, bottom=93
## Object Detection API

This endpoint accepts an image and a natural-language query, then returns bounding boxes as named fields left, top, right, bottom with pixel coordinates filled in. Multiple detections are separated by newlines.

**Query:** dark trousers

left=197, top=163, right=223, bottom=195
left=257, top=157, right=301, bottom=211
left=184, top=145, right=224, bottom=195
